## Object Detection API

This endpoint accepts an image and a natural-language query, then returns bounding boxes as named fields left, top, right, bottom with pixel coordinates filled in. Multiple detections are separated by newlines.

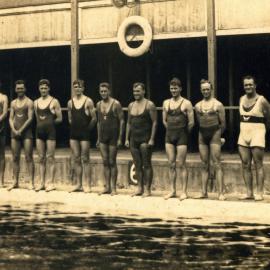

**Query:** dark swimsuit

left=198, top=100, right=221, bottom=145
left=98, top=99, right=119, bottom=146
left=36, top=98, right=56, bottom=140
left=130, top=100, right=152, bottom=149
left=165, top=98, right=188, bottom=146
left=0, top=101, right=5, bottom=137
left=70, top=98, right=91, bottom=141
left=11, top=99, right=33, bottom=140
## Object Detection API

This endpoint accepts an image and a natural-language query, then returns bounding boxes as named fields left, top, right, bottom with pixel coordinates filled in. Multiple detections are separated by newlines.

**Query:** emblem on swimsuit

left=16, top=113, right=24, bottom=118
left=243, top=116, right=250, bottom=121
left=39, top=115, right=47, bottom=120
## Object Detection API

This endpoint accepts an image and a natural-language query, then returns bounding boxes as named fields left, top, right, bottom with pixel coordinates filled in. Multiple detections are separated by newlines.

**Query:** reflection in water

left=0, top=203, right=270, bottom=270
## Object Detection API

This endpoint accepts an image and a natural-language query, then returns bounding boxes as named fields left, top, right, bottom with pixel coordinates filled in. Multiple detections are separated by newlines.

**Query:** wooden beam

left=185, top=42, right=191, bottom=100
left=207, top=0, right=217, bottom=96
left=71, top=0, right=79, bottom=97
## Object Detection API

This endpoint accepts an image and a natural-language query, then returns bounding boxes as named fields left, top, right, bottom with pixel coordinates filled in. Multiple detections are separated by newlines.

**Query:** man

left=125, top=82, right=157, bottom=197
left=0, top=83, right=8, bottom=187
left=163, top=78, right=194, bottom=200
left=68, top=79, right=96, bottom=192
left=238, top=75, right=270, bottom=201
left=8, top=80, right=34, bottom=190
left=195, top=79, right=226, bottom=200
left=34, top=79, right=62, bottom=192
left=96, top=82, right=124, bottom=195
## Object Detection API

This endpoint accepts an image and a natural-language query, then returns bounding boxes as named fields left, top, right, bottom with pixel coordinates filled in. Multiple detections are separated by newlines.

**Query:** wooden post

left=207, top=0, right=217, bottom=96
left=186, top=44, right=191, bottom=100
left=71, top=0, right=79, bottom=97
left=228, top=39, right=234, bottom=151
left=146, top=54, right=151, bottom=99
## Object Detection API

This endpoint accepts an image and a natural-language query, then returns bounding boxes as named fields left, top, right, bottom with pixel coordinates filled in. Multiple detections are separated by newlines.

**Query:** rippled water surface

left=0, top=202, right=270, bottom=270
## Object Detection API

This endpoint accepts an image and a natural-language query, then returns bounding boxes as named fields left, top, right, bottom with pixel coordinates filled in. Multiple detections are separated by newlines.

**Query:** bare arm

left=0, top=95, right=8, bottom=122
left=185, top=101, right=194, bottom=133
left=67, top=100, right=72, bottom=125
left=194, top=103, right=200, bottom=127
left=125, top=103, right=132, bottom=147
left=217, top=102, right=226, bottom=134
left=9, top=101, right=16, bottom=133
left=162, top=100, right=168, bottom=128
left=148, top=101, right=158, bottom=146
left=96, top=102, right=100, bottom=146
left=18, top=99, right=34, bottom=133
left=53, top=99, right=63, bottom=124
left=87, top=98, right=97, bottom=130
left=115, top=101, right=125, bottom=146
left=262, top=97, right=270, bottom=130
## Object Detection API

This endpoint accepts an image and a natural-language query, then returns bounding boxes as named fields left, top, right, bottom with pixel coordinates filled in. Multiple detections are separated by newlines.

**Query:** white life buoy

left=117, top=16, right=152, bottom=57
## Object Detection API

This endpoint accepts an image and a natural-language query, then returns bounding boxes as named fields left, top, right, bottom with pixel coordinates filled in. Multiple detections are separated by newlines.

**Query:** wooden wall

left=0, top=0, right=270, bottom=49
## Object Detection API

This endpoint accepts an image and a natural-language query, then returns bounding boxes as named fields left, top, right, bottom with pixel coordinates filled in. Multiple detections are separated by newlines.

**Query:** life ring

left=117, top=16, right=152, bottom=57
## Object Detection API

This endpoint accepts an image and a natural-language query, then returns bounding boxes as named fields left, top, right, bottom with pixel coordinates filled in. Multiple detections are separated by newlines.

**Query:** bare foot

left=111, top=190, right=117, bottom=196
left=99, top=189, right=111, bottom=195
left=196, top=193, right=208, bottom=199
left=35, top=185, right=45, bottom=192
left=45, top=186, right=56, bottom=192
left=142, top=190, right=151, bottom=197
left=218, top=194, right=226, bottom=201
left=239, top=195, right=254, bottom=200
left=7, top=183, right=19, bottom=191
left=255, top=194, right=264, bottom=201
left=28, top=185, right=35, bottom=190
left=164, top=192, right=176, bottom=200
left=69, top=186, right=83, bottom=193
left=131, top=190, right=143, bottom=197
left=83, top=187, right=92, bottom=193
left=179, top=193, right=188, bottom=201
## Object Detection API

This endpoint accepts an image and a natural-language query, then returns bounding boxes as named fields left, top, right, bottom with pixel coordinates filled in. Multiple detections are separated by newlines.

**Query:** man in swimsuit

left=125, top=82, right=157, bottom=197
left=195, top=79, right=226, bottom=200
left=163, top=78, right=194, bottom=200
left=68, top=79, right=96, bottom=192
left=34, top=79, right=62, bottom=192
left=8, top=80, right=34, bottom=190
left=238, top=75, right=270, bottom=201
left=96, top=82, right=124, bottom=195
left=0, top=82, right=8, bottom=187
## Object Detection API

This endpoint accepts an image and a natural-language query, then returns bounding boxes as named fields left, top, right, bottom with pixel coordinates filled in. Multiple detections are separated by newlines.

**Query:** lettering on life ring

left=117, top=16, right=152, bottom=57
left=129, top=162, right=138, bottom=185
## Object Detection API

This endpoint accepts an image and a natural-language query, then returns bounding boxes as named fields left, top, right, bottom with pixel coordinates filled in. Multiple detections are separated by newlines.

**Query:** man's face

left=200, top=82, right=212, bottom=98
left=243, top=78, right=256, bottom=95
left=15, top=84, right=26, bottom=97
left=99, top=86, right=110, bottom=100
left=133, top=85, right=145, bottom=100
left=39, top=84, right=50, bottom=97
left=73, top=83, right=84, bottom=96
left=170, top=84, right=181, bottom=98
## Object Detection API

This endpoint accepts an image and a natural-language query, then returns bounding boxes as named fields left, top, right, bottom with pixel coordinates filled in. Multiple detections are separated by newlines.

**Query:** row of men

left=0, top=76, right=269, bottom=200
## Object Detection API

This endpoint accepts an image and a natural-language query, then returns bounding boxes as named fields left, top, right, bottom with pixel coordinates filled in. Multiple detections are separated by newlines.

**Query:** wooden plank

left=207, top=0, right=217, bottom=96
left=71, top=0, right=79, bottom=96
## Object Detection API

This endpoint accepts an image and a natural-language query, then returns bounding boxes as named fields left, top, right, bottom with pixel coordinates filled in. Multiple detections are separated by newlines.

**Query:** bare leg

left=109, top=145, right=118, bottom=195
left=130, top=145, right=143, bottom=196
left=69, top=140, right=83, bottom=192
left=238, top=145, right=254, bottom=199
left=141, top=143, right=153, bottom=197
left=252, top=147, right=264, bottom=201
left=210, top=143, right=225, bottom=200
left=0, top=136, right=5, bottom=187
left=35, top=139, right=46, bottom=191
left=198, top=144, right=209, bottom=198
left=45, top=140, right=56, bottom=192
left=99, top=143, right=111, bottom=194
left=81, top=141, right=91, bottom=192
left=8, top=138, right=21, bottom=190
left=164, top=143, right=177, bottom=199
left=176, top=145, right=188, bottom=200
left=24, top=139, right=35, bottom=190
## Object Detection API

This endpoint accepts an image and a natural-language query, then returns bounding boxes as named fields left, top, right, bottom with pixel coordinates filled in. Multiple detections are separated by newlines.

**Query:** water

left=0, top=203, right=270, bottom=270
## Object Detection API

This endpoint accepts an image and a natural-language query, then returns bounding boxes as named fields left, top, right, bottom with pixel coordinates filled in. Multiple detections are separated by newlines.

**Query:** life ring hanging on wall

left=117, top=16, right=152, bottom=57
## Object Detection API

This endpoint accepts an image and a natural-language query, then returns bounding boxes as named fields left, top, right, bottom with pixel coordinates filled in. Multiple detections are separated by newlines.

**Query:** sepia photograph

left=0, top=0, right=270, bottom=269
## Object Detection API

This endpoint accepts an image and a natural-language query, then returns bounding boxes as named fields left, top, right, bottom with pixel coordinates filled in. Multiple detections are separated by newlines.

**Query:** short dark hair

left=15, top=80, right=26, bottom=87
left=39, top=79, right=50, bottom=87
left=73, top=79, right=85, bottom=88
left=169, top=77, right=181, bottom=87
left=200, top=79, right=212, bottom=88
left=242, top=75, right=256, bottom=84
left=99, top=82, right=110, bottom=89
left=133, top=82, right=145, bottom=90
